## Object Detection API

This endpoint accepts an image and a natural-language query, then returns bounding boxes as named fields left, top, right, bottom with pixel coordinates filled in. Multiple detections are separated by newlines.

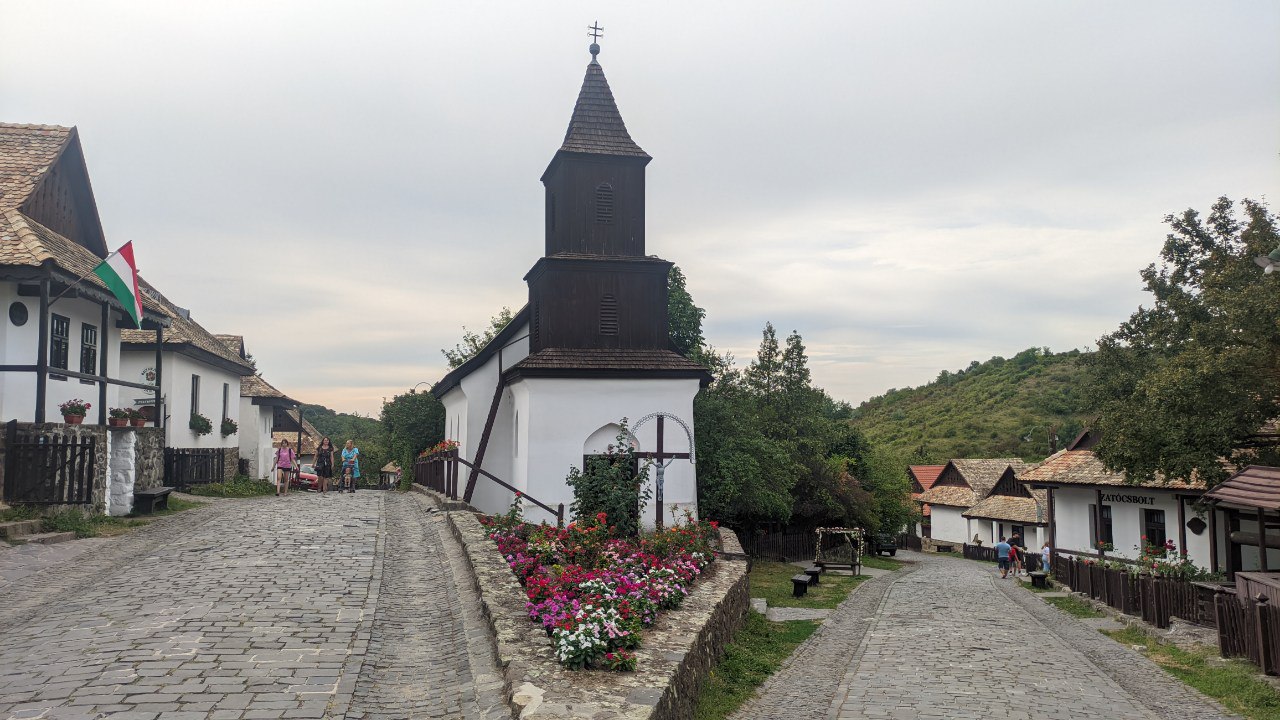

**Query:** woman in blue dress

left=341, top=440, right=360, bottom=493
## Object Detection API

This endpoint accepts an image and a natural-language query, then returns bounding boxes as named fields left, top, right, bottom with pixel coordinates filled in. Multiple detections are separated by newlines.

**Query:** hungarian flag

left=92, top=242, right=143, bottom=328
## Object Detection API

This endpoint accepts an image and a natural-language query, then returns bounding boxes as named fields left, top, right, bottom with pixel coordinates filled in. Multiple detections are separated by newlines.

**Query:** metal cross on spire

left=588, top=21, right=603, bottom=62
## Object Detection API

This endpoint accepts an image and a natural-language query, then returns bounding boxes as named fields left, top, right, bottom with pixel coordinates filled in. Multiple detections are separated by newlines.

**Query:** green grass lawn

left=692, top=612, right=819, bottom=720
left=1, top=497, right=205, bottom=538
left=1105, top=626, right=1280, bottom=719
left=861, top=556, right=904, bottom=571
left=1043, top=595, right=1104, bottom=618
left=749, top=560, right=868, bottom=609
left=185, top=476, right=276, bottom=497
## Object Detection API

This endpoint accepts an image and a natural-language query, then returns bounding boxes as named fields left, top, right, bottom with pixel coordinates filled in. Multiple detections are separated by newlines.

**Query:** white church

left=431, top=42, right=712, bottom=527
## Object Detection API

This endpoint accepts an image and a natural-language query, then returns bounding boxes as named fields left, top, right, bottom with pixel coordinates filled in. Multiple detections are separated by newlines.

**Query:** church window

left=595, top=183, right=614, bottom=224
left=600, top=294, right=618, bottom=335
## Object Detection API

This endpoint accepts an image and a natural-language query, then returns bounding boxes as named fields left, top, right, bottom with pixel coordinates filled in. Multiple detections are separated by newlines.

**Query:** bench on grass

left=1029, top=571, right=1050, bottom=589
left=133, top=487, right=174, bottom=514
left=792, top=573, right=816, bottom=597
left=804, top=565, right=823, bottom=585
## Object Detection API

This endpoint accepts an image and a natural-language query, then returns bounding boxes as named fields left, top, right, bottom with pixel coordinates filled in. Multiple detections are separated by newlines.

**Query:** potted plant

left=189, top=412, right=213, bottom=436
left=108, top=407, right=131, bottom=427
left=129, top=408, right=147, bottom=427
left=220, top=417, right=238, bottom=437
left=59, top=399, right=91, bottom=424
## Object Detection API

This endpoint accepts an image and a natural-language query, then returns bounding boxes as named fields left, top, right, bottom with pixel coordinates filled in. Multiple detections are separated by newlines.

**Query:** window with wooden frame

left=1143, top=509, right=1167, bottom=549
left=1089, top=504, right=1114, bottom=547
left=600, top=294, right=618, bottom=335
left=191, top=374, right=201, bottom=415
left=222, top=382, right=230, bottom=421
left=595, top=183, right=614, bottom=224
left=50, top=313, right=70, bottom=378
left=80, top=323, right=98, bottom=377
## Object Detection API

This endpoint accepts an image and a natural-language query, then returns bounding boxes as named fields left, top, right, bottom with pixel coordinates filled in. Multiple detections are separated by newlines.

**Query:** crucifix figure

left=632, top=413, right=695, bottom=530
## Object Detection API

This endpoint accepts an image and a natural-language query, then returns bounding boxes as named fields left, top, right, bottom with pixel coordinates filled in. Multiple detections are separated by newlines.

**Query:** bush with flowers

left=481, top=496, right=717, bottom=671
left=1135, top=536, right=1218, bottom=581
left=420, top=439, right=460, bottom=458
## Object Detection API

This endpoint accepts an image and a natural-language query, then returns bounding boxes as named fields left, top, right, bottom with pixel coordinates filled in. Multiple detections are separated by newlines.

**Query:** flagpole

left=48, top=249, right=120, bottom=308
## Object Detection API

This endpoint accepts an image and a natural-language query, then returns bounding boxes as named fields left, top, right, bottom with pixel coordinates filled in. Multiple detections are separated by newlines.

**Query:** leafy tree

left=565, top=421, right=652, bottom=538
left=379, top=389, right=445, bottom=486
left=668, top=266, right=707, bottom=361
left=1087, top=197, right=1280, bottom=485
left=745, top=323, right=782, bottom=396
left=441, top=306, right=516, bottom=368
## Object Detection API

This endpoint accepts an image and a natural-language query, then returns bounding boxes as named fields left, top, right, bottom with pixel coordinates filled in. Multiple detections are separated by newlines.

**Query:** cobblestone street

left=737, top=551, right=1241, bottom=720
left=0, top=492, right=510, bottom=720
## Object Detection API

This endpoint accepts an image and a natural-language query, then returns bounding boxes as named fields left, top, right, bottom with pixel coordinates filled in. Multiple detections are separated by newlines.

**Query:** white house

left=963, top=467, right=1049, bottom=554
left=235, top=372, right=299, bottom=481
left=1021, top=447, right=1212, bottom=569
left=0, top=124, right=169, bottom=426
left=119, top=284, right=255, bottom=483
left=431, top=45, right=711, bottom=527
left=916, top=459, right=1030, bottom=547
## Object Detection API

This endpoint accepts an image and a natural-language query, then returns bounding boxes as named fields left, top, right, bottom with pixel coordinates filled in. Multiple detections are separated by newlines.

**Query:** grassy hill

left=850, top=347, right=1091, bottom=464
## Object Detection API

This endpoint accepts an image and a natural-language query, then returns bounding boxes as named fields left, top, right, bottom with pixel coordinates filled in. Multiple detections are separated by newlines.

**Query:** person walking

left=1009, top=543, right=1022, bottom=577
left=273, top=439, right=296, bottom=497
left=1042, top=542, right=1052, bottom=575
left=995, top=536, right=1012, bottom=579
left=315, top=437, right=335, bottom=494
left=341, top=440, right=361, bottom=493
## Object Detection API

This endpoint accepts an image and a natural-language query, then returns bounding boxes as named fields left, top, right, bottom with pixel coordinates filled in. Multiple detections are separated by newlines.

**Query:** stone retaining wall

left=133, top=428, right=164, bottom=490
left=444, top=506, right=749, bottom=720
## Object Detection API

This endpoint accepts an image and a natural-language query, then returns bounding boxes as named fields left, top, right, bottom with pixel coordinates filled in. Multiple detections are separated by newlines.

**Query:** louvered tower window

left=595, top=183, right=614, bottom=224
left=532, top=301, right=541, bottom=344
left=600, top=294, right=618, bottom=335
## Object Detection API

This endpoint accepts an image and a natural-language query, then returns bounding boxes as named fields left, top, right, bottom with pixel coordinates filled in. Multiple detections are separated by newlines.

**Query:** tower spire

left=588, top=21, right=603, bottom=64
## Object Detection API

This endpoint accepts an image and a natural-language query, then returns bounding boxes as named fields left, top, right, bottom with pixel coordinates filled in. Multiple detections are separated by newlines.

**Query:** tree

left=1087, top=197, right=1280, bottom=486
left=380, top=389, right=445, bottom=485
left=668, top=266, right=706, bottom=361
left=441, top=306, right=516, bottom=368
left=745, top=323, right=782, bottom=396
left=566, top=421, right=652, bottom=538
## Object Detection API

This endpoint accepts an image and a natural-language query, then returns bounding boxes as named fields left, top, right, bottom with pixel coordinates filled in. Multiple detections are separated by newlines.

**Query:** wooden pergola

left=1203, top=465, right=1280, bottom=576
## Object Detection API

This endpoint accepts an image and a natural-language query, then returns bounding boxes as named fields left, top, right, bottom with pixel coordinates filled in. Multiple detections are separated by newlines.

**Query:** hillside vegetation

left=850, top=348, right=1091, bottom=464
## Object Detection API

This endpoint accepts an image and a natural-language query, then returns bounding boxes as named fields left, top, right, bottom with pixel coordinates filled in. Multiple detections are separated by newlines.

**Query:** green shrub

left=565, top=420, right=652, bottom=538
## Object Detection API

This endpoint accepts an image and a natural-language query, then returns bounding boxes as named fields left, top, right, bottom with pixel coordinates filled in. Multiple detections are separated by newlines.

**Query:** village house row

left=913, top=430, right=1279, bottom=577
left=0, top=123, right=313, bottom=511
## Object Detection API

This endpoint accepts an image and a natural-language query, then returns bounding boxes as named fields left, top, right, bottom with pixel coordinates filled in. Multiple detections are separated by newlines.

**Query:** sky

left=3, top=1, right=1278, bottom=416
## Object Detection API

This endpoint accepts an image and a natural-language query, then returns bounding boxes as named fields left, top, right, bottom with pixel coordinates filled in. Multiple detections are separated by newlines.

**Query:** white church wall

left=516, top=376, right=699, bottom=529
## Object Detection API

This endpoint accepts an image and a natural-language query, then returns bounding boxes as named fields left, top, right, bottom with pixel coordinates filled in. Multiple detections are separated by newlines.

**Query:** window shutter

left=600, top=294, right=618, bottom=335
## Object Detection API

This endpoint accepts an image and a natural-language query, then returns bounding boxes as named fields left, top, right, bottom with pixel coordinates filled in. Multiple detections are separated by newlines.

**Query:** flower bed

left=480, top=499, right=717, bottom=672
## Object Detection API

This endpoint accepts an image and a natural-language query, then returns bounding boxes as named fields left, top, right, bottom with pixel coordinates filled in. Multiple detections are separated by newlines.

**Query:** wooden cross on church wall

left=631, top=413, right=694, bottom=530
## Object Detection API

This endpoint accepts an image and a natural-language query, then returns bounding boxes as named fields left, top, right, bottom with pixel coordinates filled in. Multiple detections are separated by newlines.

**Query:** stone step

left=0, top=519, right=44, bottom=539
left=19, top=531, right=77, bottom=545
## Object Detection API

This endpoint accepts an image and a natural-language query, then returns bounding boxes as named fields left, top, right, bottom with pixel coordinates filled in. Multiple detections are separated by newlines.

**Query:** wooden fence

left=163, top=447, right=225, bottom=490
left=1051, top=553, right=1219, bottom=628
left=898, top=532, right=923, bottom=552
left=3, top=420, right=97, bottom=505
left=1215, top=591, right=1280, bottom=675
left=413, top=451, right=564, bottom=526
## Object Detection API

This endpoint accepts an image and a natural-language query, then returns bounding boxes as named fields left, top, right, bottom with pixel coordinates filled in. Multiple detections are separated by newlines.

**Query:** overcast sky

left=3, top=1, right=1278, bottom=416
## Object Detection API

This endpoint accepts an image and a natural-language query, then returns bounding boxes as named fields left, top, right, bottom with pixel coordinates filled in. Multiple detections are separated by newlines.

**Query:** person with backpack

left=273, top=439, right=296, bottom=496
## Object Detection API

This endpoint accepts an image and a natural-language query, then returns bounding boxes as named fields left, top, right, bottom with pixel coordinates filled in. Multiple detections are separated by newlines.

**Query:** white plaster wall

left=106, top=428, right=136, bottom=516
left=237, top=398, right=275, bottom=479
left=119, top=350, right=242, bottom=450
left=0, top=284, right=124, bottom=422
left=929, top=505, right=969, bottom=545
left=1052, top=486, right=1212, bottom=568
left=513, top=376, right=700, bottom=530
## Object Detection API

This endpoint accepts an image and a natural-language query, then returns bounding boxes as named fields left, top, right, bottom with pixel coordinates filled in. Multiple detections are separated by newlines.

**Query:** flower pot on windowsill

left=130, top=418, right=147, bottom=427
left=108, top=417, right=128, bottom=427
left=62, top=414, right=84, bottom=425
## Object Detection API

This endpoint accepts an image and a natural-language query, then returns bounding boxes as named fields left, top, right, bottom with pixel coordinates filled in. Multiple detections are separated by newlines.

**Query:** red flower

left=515, top=491, right=523, bottom=498
left=596, top=512, right=608, bottom=523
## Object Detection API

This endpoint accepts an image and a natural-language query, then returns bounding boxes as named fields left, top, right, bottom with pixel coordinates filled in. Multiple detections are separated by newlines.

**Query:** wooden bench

left=133, top=487, right=174, bottom=514
left=804, top=565, right=823, bottom=585
left=792, top=573, right=815, bottom=597
left=1029, top=571, right=1050, bottom=589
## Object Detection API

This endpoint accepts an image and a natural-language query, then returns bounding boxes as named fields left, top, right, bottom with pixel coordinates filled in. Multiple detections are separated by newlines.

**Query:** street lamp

left=1254, top=247, right=1280, bottom=274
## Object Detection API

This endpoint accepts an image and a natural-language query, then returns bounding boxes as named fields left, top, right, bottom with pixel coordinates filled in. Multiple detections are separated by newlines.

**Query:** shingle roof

left=1019, top=450, right=1207, bottom=490
left=917, top=485, right=980, bottom=508
left=0, top=124, right=72, bottom=210
left=272, top=410, right=323, bottom=455
left=558, top=62, right=649, bottom=158
left=381, top=461, right=400, bottom=474
left=964, top=489, right=1049, bottom=524
left=510, top=348, right=710, bottom=374
left=215, top=334, right=246, bottom=358
left=120, top=280, right=254, bottom=374
left=241, top=374, right=297, bottom=404
left=1204, top=465, right=1280, bottom=510
left=916, top=459, right=1030, bottom=509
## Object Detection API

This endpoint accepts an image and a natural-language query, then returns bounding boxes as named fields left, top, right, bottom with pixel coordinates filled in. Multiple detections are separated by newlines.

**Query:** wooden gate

left=3, top=420, right=97, bottom=505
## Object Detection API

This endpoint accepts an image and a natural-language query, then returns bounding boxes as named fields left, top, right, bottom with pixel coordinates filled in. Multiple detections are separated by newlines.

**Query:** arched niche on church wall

left=583, top=423, right=639, bottom=456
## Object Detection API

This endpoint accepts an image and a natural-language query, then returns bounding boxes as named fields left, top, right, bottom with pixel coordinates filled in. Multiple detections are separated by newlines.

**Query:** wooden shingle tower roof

left=556, top=58, right=650, bottom=160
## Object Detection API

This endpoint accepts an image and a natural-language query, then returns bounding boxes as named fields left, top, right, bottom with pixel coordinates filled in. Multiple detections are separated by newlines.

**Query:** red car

left=290, top=463, right=320, bottom=491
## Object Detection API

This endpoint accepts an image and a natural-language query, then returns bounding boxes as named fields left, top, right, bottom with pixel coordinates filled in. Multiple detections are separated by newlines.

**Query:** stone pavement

left=735, top=551, right=1241, bottom=720
left=0, top=491, right=512, bottom=720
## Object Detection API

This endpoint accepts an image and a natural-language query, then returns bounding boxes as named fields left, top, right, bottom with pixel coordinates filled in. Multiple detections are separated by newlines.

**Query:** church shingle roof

left=510, top=348, right=709, bottom=374
left=558, top=62, right=649, bottom=159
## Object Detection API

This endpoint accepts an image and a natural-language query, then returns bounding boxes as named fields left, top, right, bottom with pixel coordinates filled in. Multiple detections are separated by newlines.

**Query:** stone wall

left=222, top=446, right=238, bottom=482
left=107, top=428, right=136, bottom=516
left=134, top=428, right=165, bottom=491
left=444, top=507, right=749, bottom=720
